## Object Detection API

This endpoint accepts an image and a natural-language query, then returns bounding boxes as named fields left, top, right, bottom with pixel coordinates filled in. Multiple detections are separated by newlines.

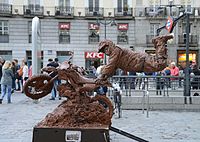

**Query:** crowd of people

left=100, top=61, right=200, bottom=94
left=0, top=57, right=31, bottom=104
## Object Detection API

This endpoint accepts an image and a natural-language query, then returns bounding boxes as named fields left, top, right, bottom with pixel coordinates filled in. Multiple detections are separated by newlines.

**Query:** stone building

left=0, top=0, right=199, bottom=69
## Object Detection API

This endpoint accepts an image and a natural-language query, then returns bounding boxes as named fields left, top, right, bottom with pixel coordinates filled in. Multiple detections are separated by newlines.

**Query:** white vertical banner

left=32, top=16, right=41, bottom=76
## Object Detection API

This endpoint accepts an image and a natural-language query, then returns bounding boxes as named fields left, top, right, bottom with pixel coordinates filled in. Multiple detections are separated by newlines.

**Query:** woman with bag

left=0, top=61, right=14, bottom=104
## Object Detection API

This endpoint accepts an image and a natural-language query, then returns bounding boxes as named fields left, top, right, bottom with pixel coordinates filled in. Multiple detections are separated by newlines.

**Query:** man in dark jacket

left=96, top=34, right=173, bottom=82
left=47, top=58, right=59, bottom=100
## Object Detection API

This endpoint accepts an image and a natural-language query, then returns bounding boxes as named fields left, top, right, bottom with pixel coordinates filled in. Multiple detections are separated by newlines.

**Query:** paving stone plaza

left=0, top=92, right=200, bottom=142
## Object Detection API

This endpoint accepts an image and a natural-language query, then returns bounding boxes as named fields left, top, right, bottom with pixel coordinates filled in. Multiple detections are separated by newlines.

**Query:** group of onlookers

left=0, top=57, right=31, bottom=104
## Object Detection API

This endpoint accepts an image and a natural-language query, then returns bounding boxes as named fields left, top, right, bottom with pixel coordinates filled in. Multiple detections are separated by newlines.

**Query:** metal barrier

left=109, top=75, right=200, bottom=97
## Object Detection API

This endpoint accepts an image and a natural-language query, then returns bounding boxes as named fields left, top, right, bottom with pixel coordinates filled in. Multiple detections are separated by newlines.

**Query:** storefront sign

left=85, top=52, right=104, bottom=59
left=59, top=23, right=70, bottom=30
left=118, top=23, right=128, bottom=30
left=178, top=53, right=196, bottom=62
left=89, top=23, right=99, bottom=30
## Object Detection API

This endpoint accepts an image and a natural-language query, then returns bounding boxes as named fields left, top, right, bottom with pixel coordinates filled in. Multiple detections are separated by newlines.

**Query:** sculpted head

left=98, top=40, right=115, bottom=56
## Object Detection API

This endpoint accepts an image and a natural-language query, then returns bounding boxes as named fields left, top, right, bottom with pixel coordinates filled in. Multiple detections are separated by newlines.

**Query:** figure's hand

left=95, top=77, right=104, bottom=85
left=95, top=74, right=109, bottom=85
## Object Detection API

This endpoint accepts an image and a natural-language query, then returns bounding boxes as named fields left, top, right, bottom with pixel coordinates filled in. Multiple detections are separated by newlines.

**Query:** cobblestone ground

left=0, top=92, right=200, bottom=142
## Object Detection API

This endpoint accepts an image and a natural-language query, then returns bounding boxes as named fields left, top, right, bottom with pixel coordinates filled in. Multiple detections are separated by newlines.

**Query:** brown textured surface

left=36, top=94, right=113, bottom=128
left=24, top=61, right=113, bottom=128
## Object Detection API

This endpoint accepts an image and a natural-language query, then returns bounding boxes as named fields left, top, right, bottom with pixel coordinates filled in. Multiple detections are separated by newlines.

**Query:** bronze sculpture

left=24, top=61, right=113, bottom=128
left=23, top=34, right=172, bottom=129
left=96, top=34, right=173, bottom=82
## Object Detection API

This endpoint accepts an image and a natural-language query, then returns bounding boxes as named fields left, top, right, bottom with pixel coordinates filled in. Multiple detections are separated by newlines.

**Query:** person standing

left=47, top=58, right=59, bottom=100
left=0, top=57, right=3, bottom=93
left=22, top=62, right=29, bottom=85
left=0, top=61, right=14, bottom=104
left=14, top=59, right=22, bottom=91
left=170, top=62, right=179, bottom=90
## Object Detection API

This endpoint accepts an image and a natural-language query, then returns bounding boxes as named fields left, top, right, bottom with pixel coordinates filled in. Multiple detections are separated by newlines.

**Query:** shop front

left=177, top=50, right=198, bottom=68
left=85, top=51, right=104, bottom=72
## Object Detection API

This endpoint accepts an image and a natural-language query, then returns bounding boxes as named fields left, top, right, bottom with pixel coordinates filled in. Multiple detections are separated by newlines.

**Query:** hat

left=171, top=62, right=176, bottom=65
left=98, top=40, right=114, bottom=53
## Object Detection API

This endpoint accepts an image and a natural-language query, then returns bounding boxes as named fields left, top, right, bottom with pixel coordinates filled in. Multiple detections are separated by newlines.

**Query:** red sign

left=118, top=23, right=128, bottom=30
left=89, top=23, right=99, bottom=30
left=165, top=16, right=174, bottom=33
left=85, top=52, right=104, bottom=59
left=59, top=23, right=70, bottom=30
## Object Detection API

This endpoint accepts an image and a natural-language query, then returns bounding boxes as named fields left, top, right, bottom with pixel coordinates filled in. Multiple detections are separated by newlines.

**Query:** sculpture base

left=32, top=127, right=110, bottom=142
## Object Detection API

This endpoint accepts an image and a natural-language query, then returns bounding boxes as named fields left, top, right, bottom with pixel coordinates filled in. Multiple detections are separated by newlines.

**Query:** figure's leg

left=143, top=34, right=173, bottom=72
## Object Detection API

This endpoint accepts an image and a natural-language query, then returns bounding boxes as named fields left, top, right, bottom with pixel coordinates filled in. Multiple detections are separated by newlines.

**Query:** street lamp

left=96, top=12, right=117, bottom=64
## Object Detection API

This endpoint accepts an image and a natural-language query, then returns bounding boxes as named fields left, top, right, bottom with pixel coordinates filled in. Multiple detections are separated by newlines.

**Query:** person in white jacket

left=22, top=62, right=29, bottom=86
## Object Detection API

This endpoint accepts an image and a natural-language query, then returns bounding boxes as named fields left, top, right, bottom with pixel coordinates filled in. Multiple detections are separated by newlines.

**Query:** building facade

left=0, top=0, right=200, bottom=70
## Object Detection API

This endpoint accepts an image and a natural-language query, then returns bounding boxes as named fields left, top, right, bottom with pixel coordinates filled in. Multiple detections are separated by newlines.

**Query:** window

left=89, top=0, right=99, bottom=12
left=150, top=23, right=159, bottom=36
left=28, top=0, right=40, bottom=12
left=26, top=50, right=43, bottom=68
left=59, top=0, right=70, bottom=7
left=0, top=20, right=9, bottom=43
left=117, top=23, right=128, bottom=44
left=59, top=0, right=71, bottom=12
left=117, top=0, right=128, bottom=12
left=59, top=22, right=70, bottom=44
left=28, top=21, right=32, bottom=43
left=88, top=23, right=99, bottom=44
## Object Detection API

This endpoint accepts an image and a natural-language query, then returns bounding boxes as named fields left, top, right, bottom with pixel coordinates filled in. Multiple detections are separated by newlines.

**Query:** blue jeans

left=51, top=80, right=58, bottom=99
left=1, top=84, right=12, bottom=103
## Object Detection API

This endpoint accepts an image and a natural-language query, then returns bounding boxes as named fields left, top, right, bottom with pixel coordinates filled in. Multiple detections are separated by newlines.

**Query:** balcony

left=23, top=5, right=44, bottom=18
left=146, top=35, right=155, bottom=47
left=55, top=6, right=74, bottom=18
left=178, top=35, right=198, bottom=47
left=85, top=7, right=104, bottom=19
left=134, top=7, right=146, bottom=17
left=114, top=7, right=133, bottom=19
left=0, top=3, right=12, bottom=16
left=145, top=7, right=166, bottom=18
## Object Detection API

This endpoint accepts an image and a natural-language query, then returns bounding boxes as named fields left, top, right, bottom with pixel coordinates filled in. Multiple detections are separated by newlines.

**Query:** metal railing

left=55, top=6, right=74, bottom=17
left=145, top=7, right=166, bottom=17
left=23, top=5, right=44, bottom=16
left=85, top=7, right=104, bottom=17
left=108, top=75, right=200, bottom=97
left=114, top=7, right=133, bottom=17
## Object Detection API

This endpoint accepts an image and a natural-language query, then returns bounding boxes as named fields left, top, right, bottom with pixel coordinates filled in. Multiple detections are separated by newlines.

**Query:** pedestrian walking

left=0, top=60, right=14, bottom=104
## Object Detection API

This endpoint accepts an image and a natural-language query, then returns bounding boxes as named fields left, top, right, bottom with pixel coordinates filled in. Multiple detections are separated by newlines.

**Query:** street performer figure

left=96, top=34, right=173, bottom=82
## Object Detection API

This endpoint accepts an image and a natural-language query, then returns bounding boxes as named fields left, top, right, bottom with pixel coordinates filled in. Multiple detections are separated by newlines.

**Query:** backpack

left=18, top=67, right=23, bottom=77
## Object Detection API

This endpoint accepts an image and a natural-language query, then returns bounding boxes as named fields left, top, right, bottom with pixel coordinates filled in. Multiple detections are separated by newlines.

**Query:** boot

left=0, top=99, right=2, bottom=104
left=152, top=34, right=173, bottom=47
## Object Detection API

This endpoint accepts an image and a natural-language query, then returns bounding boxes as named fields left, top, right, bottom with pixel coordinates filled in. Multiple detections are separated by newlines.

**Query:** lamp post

left=96, top=13, right=117, bottom=64
left=184, top=12, right=191, bottom=98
